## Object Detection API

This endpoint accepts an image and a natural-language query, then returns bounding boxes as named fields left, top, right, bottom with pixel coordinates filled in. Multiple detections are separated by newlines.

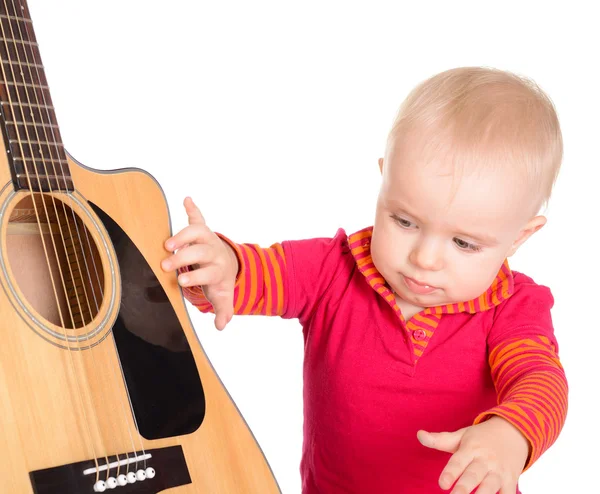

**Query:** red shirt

left=181, top=226, right=568, bottom=494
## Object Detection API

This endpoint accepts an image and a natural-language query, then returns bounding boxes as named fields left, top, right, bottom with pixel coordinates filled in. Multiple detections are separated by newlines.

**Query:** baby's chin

left=398, top=289, right=446, bottom=307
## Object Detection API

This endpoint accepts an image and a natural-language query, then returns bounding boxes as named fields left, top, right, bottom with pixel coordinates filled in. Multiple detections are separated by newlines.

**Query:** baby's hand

left=417, top=416, right=529, bottom=494
left=161, top=197, right=238, bottom=330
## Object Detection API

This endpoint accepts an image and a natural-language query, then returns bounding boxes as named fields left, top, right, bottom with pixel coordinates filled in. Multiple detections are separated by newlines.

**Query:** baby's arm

left=474, top=333, right=568, bottom=470
left=179, top=235, right=287, bottom=317
left=168, top=198, right=350, bottom=325
left=474, top=279, right=568, bottom=470
left=417, top=279, right=568, bottom=493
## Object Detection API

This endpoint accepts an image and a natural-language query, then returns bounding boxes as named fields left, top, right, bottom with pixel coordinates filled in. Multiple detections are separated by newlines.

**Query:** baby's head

left=370, top=66, right=563, bottom=308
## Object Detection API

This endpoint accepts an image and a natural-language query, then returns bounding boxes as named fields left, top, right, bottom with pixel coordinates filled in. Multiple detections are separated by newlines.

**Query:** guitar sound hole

left=6, top=193, right=104, bottom=329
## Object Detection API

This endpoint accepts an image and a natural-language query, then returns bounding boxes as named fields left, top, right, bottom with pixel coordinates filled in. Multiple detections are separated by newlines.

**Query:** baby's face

left=371, top=145, right=543, bottom=308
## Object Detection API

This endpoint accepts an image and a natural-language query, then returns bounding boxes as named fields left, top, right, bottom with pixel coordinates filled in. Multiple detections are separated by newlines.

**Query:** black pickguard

left=89, top=201, right=205, bottom=440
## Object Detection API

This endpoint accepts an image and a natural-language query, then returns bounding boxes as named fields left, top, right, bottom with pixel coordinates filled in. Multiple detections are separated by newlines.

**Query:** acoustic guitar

left=0, top=1, right=280, bottom=492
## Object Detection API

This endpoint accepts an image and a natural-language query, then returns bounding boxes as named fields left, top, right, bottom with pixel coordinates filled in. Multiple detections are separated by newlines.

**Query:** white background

left=25, top=1, right=599, bottom=492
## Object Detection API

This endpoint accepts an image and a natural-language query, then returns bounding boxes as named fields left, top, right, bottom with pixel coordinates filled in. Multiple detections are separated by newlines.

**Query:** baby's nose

left=409, top=242, right=444, bottom=271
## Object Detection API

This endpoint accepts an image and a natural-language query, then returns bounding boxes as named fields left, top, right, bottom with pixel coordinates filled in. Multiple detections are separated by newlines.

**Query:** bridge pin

left=136, top=469, right=147, bottom=481
left=106, top=477, right=118, bottom=489
left=146, top=467, right=156, bottom=479
left=126, top=471, right=137, bottom=484
left=93, top=480, right=107, bottom=492
left=117, top=474, right=127, bottom=486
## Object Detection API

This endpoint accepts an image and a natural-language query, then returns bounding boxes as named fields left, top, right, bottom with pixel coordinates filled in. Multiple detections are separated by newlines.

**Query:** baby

left=161, top=67, right=568, bottom=494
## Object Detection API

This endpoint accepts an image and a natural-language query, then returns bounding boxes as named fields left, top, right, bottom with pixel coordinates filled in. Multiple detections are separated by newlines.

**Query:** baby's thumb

left=184, top=196, right=206, bottom=225
left=417, top=429, right=465, bottom=453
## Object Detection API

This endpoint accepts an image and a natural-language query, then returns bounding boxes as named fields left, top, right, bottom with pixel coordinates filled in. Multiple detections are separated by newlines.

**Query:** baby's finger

left=184, top=196, right=206, bottom=225
left=213, top=310, right=233, bottom=331
left=163, top=243, right=213, bottom=273
left=176, top=264, right=221, bottom=287
left=449, top=459, right=489, bottom=494
left=210, top=292, right=234, bottom=331
left=476, top=472, right=504, bottom=494
left=439, top=450, right=473, bottom=490
left=164, top=224, right=212, bottom=252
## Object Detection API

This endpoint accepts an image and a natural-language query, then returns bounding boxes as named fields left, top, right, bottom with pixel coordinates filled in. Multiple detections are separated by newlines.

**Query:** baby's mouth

left=402, top=275, right=439, bottom=295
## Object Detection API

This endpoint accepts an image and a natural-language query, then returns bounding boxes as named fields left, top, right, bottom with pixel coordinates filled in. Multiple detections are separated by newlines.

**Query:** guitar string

left=1, top=0, right=108, bottom=483
left=17, top=0, right=149, bottom=476
left=17, top=0, right=147, bottom=478
left=9, top=0, right=131, bottom=482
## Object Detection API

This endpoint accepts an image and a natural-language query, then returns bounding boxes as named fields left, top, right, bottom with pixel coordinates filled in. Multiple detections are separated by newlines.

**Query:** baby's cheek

left=450, top=273, right=490, bottom=302
left=370, top=244, right=392, bottom=275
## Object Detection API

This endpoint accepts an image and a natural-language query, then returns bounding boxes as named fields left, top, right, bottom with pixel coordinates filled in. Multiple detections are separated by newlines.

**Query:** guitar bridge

left=29, top=445, right=191, bottom=493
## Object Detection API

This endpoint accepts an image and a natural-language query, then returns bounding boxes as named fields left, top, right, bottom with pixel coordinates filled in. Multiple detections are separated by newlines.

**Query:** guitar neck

left=0, top=0, right=73, bottom=192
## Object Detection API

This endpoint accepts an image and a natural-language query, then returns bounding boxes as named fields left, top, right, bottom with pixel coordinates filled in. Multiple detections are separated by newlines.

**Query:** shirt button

left=413, top=329, right=427, bottom=341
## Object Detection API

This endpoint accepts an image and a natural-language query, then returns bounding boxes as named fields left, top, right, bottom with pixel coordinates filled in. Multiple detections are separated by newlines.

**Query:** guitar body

left=0, top=2, right=281, bottom=491
left=0, top=151, right=280, bottom=491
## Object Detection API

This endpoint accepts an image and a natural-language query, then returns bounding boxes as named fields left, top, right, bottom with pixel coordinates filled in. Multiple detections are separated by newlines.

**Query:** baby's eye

left=454, top=238, right=481, bottom=252
left=391, top=215, right=413, bottom=228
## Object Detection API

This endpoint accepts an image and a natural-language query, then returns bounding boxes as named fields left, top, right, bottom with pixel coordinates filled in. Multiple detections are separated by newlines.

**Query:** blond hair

left=386, top=66, right=563, bottom=213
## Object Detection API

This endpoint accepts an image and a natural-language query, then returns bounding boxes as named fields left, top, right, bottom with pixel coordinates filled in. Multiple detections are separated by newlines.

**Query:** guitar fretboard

left=0, top=1, right=73, bottom=192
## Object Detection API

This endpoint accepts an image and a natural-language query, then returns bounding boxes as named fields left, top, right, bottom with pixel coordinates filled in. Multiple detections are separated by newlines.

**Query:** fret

left=2, top=1, right=27, bottom=19
left=12, top=157, right=70, bottom=182
left=1, top=0, right=36, bottom=43
left=6, top=80, right=49, bottom=90
left=16, top=173, right=71, bottom=182
left=4, top=81, right=52, bottom=106
left=1, top=38, right=38, bottom=47
left=16, top=173, right=69, bottom=180
left=0, top=32, right=42, bottom=68
left=4, top=58, right=48, bottom=86
left=1, top=58, right=43, bottom=69
left=5, top=120, right=64, bottom=146
left=14, top=157, right=66, bottom=164
left=4, top=79, right=52, bottom=106
left=9, top=138, right=63, bottom=147
left=1, top=102, right=59, bottom=128
left=0, top=15, right=36, bottom=45
left=3, top=100, right=53, bottom=110
left=8, top=140, right=66, bottom=160
left=0, top=15, right=32, bottom=25
left=12, top=152, right=68, bottom=168
left=5, top=120, right=58, bottom=128
left=15, top=174, right=74, bottom=193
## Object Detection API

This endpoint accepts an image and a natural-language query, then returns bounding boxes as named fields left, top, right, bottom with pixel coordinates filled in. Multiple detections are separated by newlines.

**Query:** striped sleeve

left=473, top=334, right=568, bottom=472
left=179, top=232, right=288, bottom=316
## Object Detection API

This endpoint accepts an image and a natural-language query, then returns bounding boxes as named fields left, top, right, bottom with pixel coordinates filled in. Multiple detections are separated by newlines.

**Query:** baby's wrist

left=488, top=415, right=530, bottom=461
left=219, top=239, right=240, bottom=280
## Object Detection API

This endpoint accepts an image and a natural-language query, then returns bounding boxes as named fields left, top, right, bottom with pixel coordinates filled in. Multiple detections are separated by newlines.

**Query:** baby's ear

left=507, top=215, right=547, bottom=257
left=378, top=158, right=384, bottom=173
